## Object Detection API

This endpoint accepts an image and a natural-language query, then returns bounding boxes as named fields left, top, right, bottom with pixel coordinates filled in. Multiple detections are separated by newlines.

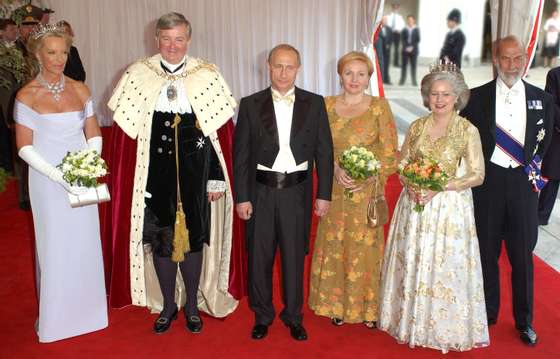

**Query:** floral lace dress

left=378, top=114, right=490, bottom=353
left=308, top=96, right=397, bottom=323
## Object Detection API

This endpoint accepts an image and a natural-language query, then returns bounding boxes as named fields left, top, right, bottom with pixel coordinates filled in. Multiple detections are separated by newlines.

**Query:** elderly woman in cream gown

left=378, top=67, right=490, bottom=353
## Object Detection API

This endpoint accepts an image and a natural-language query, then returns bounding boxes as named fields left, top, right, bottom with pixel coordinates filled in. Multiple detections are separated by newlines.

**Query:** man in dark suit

left=440, top=9, right=466, bottom=68
left=460, top=36, right=554, bottom=347
left=399, top=15, right=420, bottom=86
left=379, top=15, right=392, bottom=85
left=539, top=67, right=560, bottom=225
left=233, top=44, right=333, bottom=341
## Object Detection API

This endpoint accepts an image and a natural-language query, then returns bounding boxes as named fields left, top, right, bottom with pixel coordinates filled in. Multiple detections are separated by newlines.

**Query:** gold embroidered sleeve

left=449, top=125, right=485, bottom=191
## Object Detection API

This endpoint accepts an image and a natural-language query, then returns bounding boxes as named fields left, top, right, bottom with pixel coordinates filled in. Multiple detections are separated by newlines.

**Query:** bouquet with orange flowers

left=398, top=156, right=449, bottom=212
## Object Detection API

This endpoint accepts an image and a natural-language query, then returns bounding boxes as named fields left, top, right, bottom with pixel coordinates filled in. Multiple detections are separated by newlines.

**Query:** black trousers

left=392, top=32, right=401, bottom=67
left=248, top=182, right=306, bottom=326
left=382, top=47, right=391, bottom=83
left=400, top=52, right=417, bottom=85
left=472, top=163, right=538, bottom=328
left=538, top=178, right=559, bottom=225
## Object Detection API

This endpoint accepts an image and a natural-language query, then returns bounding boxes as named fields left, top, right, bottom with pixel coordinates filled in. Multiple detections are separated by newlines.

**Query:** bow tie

left=272, top=91, right=295, bottom=105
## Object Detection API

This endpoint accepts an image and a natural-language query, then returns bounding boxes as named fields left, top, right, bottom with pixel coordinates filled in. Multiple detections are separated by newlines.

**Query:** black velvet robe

left=144, top=111, right=223, bottom=254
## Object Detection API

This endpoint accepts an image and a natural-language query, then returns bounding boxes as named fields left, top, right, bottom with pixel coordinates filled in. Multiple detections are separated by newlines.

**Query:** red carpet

left=1, top=177, right=559, bottom=359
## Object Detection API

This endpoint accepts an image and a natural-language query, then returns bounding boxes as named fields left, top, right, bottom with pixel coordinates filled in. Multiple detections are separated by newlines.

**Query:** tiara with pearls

left=30, top=22, right=66, bottom=40
left=429, top=60, right=459, bottom=74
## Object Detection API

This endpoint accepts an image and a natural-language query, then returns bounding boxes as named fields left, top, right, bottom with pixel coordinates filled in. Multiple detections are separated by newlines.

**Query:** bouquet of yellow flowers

left=399, top=156, right=448, bottom=212
left=339, top=145, right=380, bottom=198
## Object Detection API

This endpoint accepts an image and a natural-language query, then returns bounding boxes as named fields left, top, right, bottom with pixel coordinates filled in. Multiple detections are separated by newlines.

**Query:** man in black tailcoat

left=233, top=44, right=333, bottom=341
left=538, top=67, right=560, bottom=225
left=460, top=36, right=554, bottom=347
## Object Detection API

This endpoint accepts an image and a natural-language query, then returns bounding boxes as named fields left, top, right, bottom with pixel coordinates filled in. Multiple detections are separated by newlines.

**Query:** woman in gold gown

left=378, top=66, right=490, bottom=353
left=309, top=51, right=398, bottom=328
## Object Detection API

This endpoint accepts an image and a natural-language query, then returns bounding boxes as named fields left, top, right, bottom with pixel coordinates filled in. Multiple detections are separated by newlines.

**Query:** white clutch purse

left=67, top=183, right=111, bottom=208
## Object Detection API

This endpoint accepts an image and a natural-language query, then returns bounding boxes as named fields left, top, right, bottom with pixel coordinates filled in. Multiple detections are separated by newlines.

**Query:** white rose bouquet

left=339, top=145, right=380, bottom=198
left=57, top=149, right=108, bottom=187
left=57, top=149, right=110, bottom=207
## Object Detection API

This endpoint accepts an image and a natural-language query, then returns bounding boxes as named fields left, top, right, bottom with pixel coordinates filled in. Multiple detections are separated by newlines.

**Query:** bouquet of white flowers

left=339, top=145, right=380, bottom=198
left=57, top=149, right=110, bottom=207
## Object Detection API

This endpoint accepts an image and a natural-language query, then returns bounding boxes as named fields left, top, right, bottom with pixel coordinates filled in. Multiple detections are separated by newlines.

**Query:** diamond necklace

left=37, top=73, right=65, bottom=102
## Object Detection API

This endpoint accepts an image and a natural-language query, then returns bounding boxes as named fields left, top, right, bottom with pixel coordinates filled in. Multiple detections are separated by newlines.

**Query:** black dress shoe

left=186, top=315, right=203, bottom=333
left=251, top=324, right=268, bottom=340
left=286, top=323, right=308, bottom=341
left=519, top=326, right=538, bottom=346
left=153, top=308, right=178, bottom=334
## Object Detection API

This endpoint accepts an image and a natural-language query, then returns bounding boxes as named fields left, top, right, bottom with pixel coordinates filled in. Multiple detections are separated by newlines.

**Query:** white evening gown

left=378, top=114, right=490, bottom=353
left=14, top=99, right=108, bottom=343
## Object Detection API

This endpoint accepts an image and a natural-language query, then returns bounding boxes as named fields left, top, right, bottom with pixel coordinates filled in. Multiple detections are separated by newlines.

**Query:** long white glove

left=18, top=145, right=88, bottom=195
left=87, top=136, right=102, bottom=154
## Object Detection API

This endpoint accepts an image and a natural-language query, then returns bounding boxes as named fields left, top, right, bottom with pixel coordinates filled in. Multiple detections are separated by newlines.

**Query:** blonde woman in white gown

left=378, top=66, right=489, bottom=353
left=14, top=24, right=107, bottom=343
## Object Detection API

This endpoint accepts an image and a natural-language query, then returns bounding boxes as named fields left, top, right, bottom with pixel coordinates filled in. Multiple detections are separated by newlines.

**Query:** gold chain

left=140, top=58, right=216, bottom=82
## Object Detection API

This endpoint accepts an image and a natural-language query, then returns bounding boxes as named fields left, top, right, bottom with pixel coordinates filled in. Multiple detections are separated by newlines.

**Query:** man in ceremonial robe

left=107, top=12, right=243, bottom=334
left=460, top=36, right=554, bottom=347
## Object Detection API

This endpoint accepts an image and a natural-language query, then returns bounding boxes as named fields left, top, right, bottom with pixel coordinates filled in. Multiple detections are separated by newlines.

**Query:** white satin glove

left=86, top=136, right=103, bottom=154
left=18, top=145, right=88, bottom=195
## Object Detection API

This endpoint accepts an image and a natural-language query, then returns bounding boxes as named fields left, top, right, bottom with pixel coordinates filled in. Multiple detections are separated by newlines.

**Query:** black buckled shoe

left=286, top=323, right=308, bottom=341
left=251, top=324, right=268, bottom=340
left=153, top=308, right=178, bottom=334
left=186, top=315, right=203, bottom=333
left=519, top=326, right=538, bottom=346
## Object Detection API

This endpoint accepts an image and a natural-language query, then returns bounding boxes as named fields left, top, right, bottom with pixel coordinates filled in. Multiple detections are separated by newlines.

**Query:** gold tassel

left=170, top=113, right=190, bottom=262
left=171, top=202, right=190, bottom=262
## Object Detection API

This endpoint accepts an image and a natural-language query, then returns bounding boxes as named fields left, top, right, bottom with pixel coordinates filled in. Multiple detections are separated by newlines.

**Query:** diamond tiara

left=429, top=60, right=459, bottom=74
left=30, top=22, right=66, bottom=40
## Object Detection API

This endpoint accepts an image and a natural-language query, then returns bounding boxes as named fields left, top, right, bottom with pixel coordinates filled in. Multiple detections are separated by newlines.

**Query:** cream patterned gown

left=378, top=114, right=490, bottom=353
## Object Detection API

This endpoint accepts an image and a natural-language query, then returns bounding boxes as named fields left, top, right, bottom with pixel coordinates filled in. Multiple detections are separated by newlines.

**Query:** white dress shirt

left=257, top=87, right=308, bottom=174
left=154, top=56, right=193, bottom=114
left=388, top=12, right=405, bottom=32
left=491, top=77, right=527, bottom=168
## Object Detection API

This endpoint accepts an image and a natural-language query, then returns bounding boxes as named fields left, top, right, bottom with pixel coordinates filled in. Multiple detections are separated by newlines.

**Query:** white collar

left=271, top=87, right=295, bottom=97
left=496, top=77, right=524, bottom=95
left=160, top=56, right=187, bottom=73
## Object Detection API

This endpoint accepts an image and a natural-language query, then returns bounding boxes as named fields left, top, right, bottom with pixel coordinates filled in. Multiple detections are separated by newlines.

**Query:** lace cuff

left=207, top=180, right=226, bottom=193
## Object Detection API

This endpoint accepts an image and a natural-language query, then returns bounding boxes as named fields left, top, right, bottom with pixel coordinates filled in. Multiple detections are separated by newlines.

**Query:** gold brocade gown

left=308, top=96, right=397, bottom=323
left=378, top=114, right=490, bottom=353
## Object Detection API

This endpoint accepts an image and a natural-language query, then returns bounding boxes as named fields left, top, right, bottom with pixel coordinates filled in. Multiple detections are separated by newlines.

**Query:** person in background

left=440, top=9, right=466, bottom=68
left=379, top=15, right=392, bottom=85
left=13, top=22, right=107, bottom=343
left=379, top=64, right=489, bottom=353
left=11, top=3, right=43, bottom=209
left=1, top=18, right=18, bottom=47
left=542, top=10, right=560, bottom=68
left=309, top=51, right=397, bottom=329
left=40, top=8, right=54, bottom=25
left=387, top=2, right=405, bottom=68
left=399, top=15, right=420, bottom=86
left=61, top=20, right=86, bottom=82
left=538, top=66, right=560, bottom=226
